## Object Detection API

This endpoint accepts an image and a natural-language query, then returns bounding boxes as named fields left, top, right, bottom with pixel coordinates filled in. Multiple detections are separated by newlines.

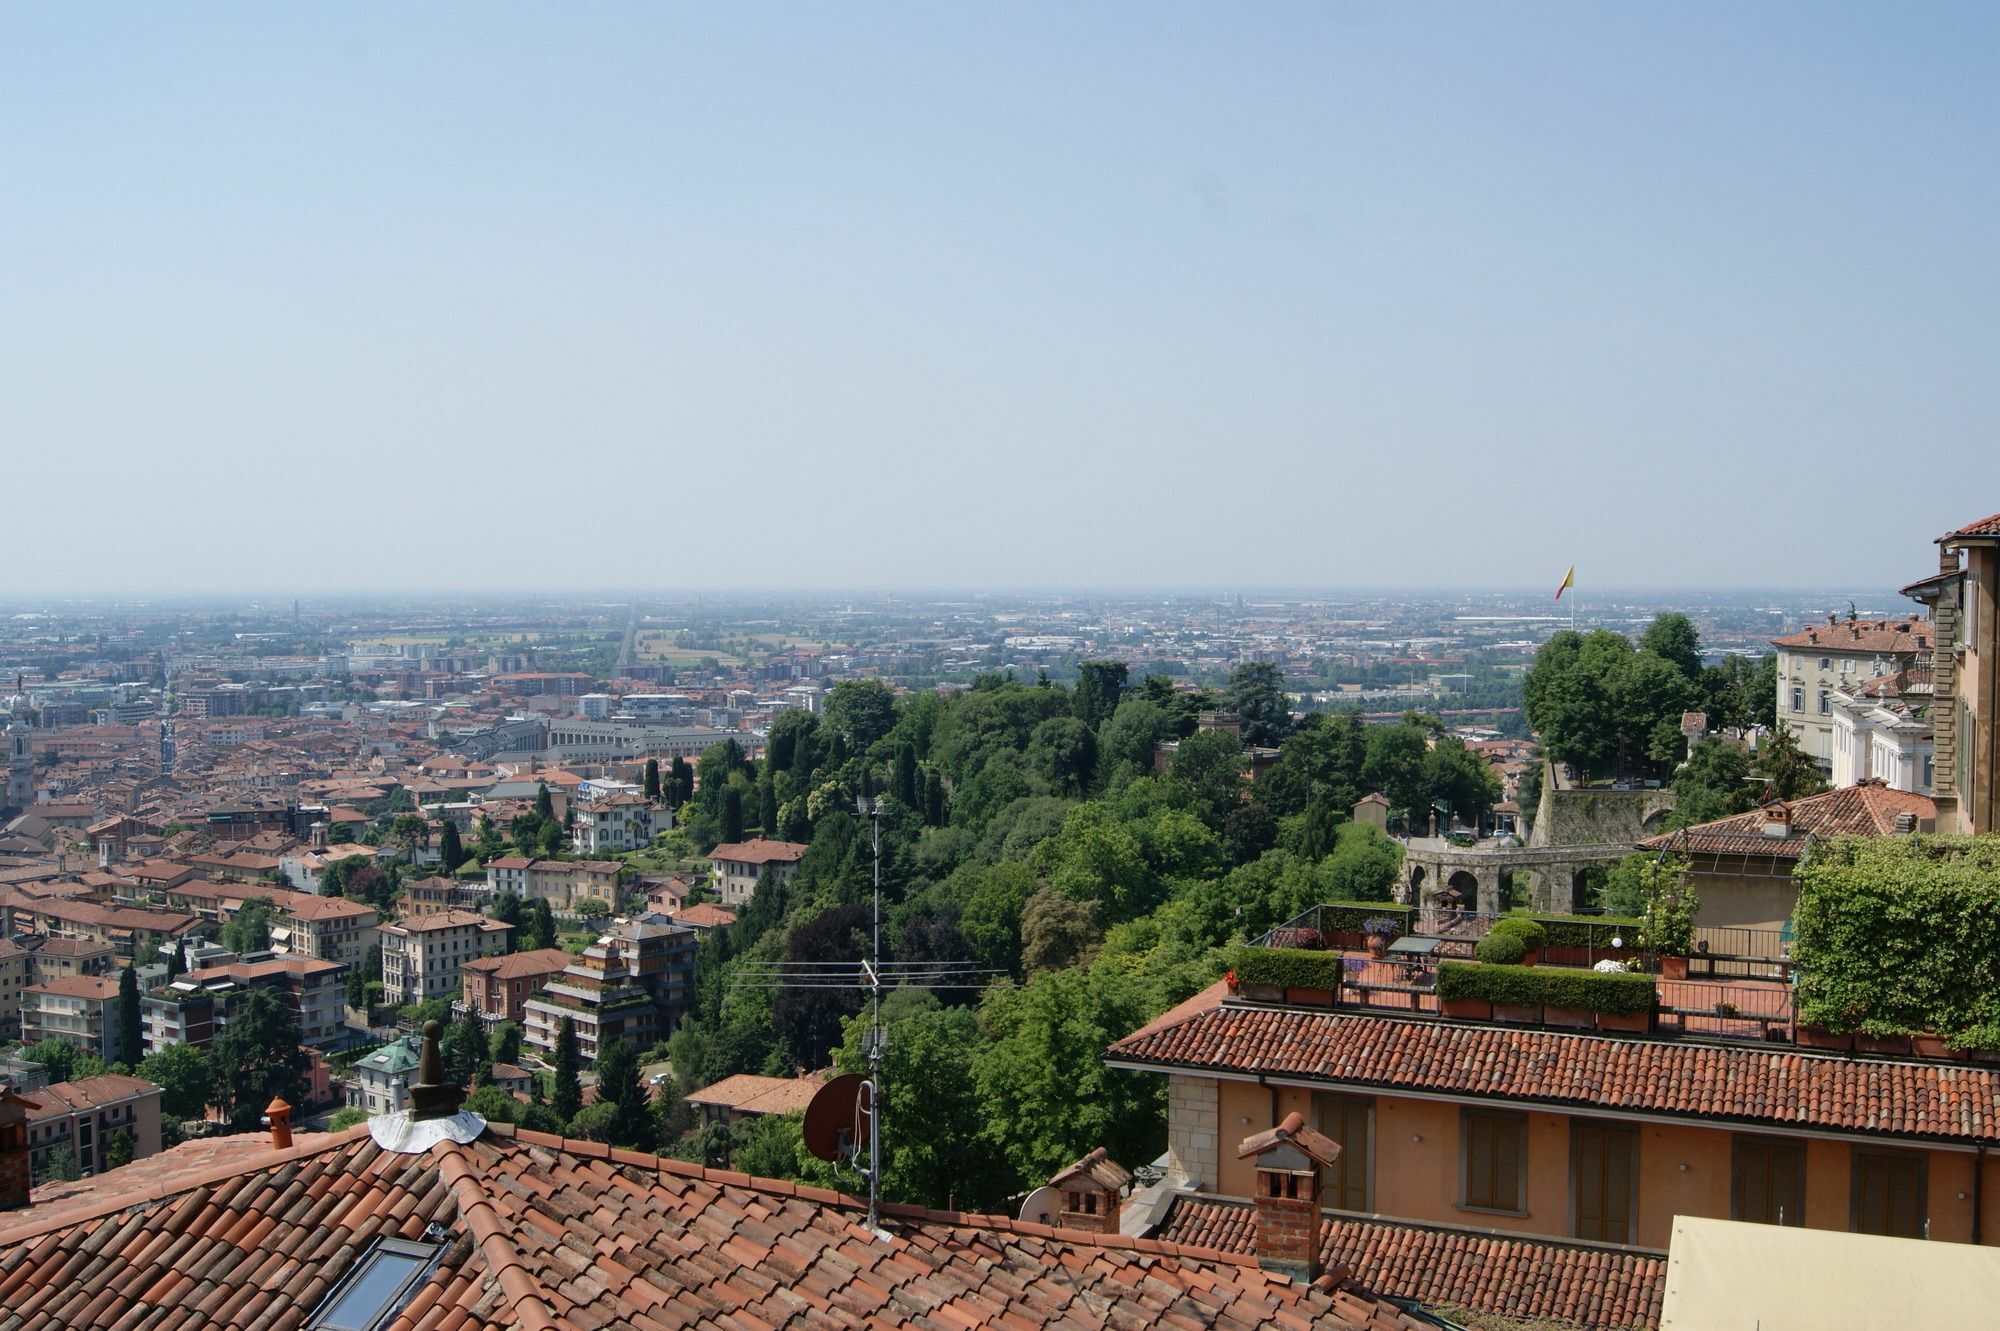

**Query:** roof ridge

left=0, top=1124, right=372, bottom=1247
left=1163, top=1188, right=1670, bottom=1259
left=433, top=1140, right=562, bottom=1331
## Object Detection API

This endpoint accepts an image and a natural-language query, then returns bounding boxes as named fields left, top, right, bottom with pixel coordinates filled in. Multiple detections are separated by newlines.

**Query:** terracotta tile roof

left=1946, top=512, right=2000, bottom=538
left=1770, top=619, right=1929, bottom=654
left=708, top=837, right=809, bottom=866
left=459, top=947, right=575, bottom=980
left=1155, top=1195, right=1665, bottom=1330
left=672, top=903, right=738, bottom=930
left=683, top=1072, right=826, bottom=1116
left=24, top=974, right=121, bottom=1000
left=19, top=1074, right=160, bottom=1120
left=1107, top=999, right=2000, bottom=1146
left=1636, top=781, right=1935, bottom=859
left=0, top=1123, right=1431, bottom=1330
left=384, top=909, right=508, bottom=934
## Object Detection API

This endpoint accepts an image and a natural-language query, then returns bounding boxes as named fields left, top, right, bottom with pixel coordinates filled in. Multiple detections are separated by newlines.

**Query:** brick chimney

left=1048, top=1147, right=1129, bottom=1235
left=0, top=1092, right=37, bottom=1211
left=1238, top=1112, right=1342, bottom=1283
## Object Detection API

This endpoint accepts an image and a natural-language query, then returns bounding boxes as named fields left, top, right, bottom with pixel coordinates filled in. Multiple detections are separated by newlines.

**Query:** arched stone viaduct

left=1396, top=838, right=1639, bottom=916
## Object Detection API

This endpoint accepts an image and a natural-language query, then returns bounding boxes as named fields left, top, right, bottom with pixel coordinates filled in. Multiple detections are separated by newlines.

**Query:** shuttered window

left=1314, top=1095, right=1372, bottom=1212
left=1732, top=1136, right=1805, bottom=1227
left=1571, top=1122, right=1637, bottom=1243
left=1852, top=1149, right=1927, bottom=1239
left=1461, top=1110, right=1526, bottom=1214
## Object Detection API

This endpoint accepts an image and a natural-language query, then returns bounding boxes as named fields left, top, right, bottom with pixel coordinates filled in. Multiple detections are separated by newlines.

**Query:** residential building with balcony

left=178, top=956, right=347, bottom=1047
left=20, top=937, right=117, bottom=986
left=1829, top=666, right=1934, bottom=794
left=139, top=987, right=219, bottom=1057
left=22, top=975, right=126, bottom=1061
left=0, top=941, right=24, bottom=1040
left=162, top=880, right=379, bottom=972
left=570, top=792, right=657, bottom=855
left=457, top=947, right=574, bottom=1027
left=379, top=910, right=511, bottom=1006
left=344, top=1033, right=420, bottom=1116
left=21, top=1074, right=162, bottom=1183
left=521, top=929, right=663, bottom=1065
left=707, top=838, right=808, bottom=908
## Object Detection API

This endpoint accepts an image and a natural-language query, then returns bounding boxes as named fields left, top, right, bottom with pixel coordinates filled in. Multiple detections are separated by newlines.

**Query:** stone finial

left=407, top=1019, right=464, bottom=1121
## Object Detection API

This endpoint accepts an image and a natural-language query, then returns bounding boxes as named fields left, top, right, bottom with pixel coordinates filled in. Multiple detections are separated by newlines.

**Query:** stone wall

left=1165, top=1074, right=1219, bottom=1191
left=1530, top=771, right=1676, bottom=848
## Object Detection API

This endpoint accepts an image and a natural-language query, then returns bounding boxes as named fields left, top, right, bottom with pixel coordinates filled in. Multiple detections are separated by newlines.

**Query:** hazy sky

left=4, top=4, right=1995, bottom=595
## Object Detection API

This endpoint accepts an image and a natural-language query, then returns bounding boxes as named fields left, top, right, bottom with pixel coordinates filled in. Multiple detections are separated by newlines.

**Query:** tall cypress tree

left=553, top=1017, right=582, bottom=1123
left=437, top=819, right=464, bottom=873
left=116, top=965, right=141, bottom=1066
left=644, top=758, right=661, bottom=802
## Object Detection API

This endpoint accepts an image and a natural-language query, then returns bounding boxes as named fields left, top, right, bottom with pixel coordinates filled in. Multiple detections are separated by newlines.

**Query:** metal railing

left=1653, top=978, right=1793, bottom=1041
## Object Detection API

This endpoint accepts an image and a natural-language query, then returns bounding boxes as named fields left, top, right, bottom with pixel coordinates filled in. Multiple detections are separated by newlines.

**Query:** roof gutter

left=1104, top=1059, right=1991, bottom=1155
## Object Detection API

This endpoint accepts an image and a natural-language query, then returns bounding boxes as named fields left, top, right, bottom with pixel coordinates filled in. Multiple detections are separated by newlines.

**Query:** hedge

left=1229, top=946, right=1349, bottom=991
left=1534, top=913, right=1642, bottom=948
left=1318, top=903, right=1416, bottom=935
left=1489, top=917, right=1547, bottom=951
left=1436, top=961, right=1658, bottom=1016
left=1794, top=836, right=2000, bottom=1044
left=1474, top=932, right=1527, bottom=965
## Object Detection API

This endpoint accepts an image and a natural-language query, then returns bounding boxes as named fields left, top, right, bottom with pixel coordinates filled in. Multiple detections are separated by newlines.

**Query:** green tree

left=116, top=965, right=141, bottom=1066
left=1362, top=723, right=1431, bottom=827
left=720, top=786, right=745, bottom=844
left=1026, top=716, right=1096, bottom=797
left=1170, top=728, right=1246, bottom=832
left=530, top=899, right=557, bottom=953
left=490, top=1020, right=524, bottom=1068
left=1319, top=822, right=1403, bottom=902
left=437, top=819, right=465, bottom=873
left=328, top=1106, right=370, bottom=1131
left=104, top=1129, right=134, bottom=1171
left=643, top=758, right=662, bottom=802
left=1753, top=723, right=1827, bottom=801
left=220, top=899, right=274, bottom=954
left=972, top=963, right=1163, bottom=1190
left=594, top=1036, right=657, bottom=1152
left=667, top=757, right=694, bottom=808
left=25, top=1038, right=80, bottom=1083
left=1223, top=662, right=1293, bottom=748
left=821, top=680, right=898, bottom=751
left=1071, top=660, right=1129, bottom=732
left=832, top=998, right=993, bottom=1207
left=492, top=892, right=524, bottom=953
left=1259, top=711, right=1367, bottom=819
left=139, top=1043, right=217, bottom=1121
left=1640, top=612, right=1704, bottom=682
left=534, top=782, right=556, bottom=822
left=553, top=1017, right=582, bottom=1123
left=443, top=1007, right=491, bottom=1087
left=1671, top=738, right=1754, bottom=826
left=1421, top=736, right=1503, bottom=830
left=211, top=987, right=309, bottom=1130
left=1020, top=886, right=1100, bottom=974
left=165, top=942, right=186, bottom=981
left=42, top=1145, right=80, bottom=1183
left=464, top=1082, right=522, bottom=1124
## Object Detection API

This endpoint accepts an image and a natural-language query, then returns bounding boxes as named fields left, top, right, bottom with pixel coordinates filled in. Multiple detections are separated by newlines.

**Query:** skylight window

left=308, top=1237, right=444, bottom=1331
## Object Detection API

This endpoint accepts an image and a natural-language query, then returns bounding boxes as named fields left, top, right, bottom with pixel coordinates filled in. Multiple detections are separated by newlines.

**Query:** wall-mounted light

left=1411, top=1134, right=1423, bottom=1143
left=1239, top=1116, right=1251, bottom=1126
left=1678, top=1163, right=1689, bottom=1172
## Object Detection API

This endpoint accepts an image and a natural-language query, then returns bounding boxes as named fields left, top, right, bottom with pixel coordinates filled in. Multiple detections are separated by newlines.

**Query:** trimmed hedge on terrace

left=1318, top=903, right=1416, bottom=935
left=1230, top=947, right=1348, bottom=991
left=1794, top=836, right=2000, bottom=1044
left=1436, top=961, right=1658, bottom=1016
left=1529, top=913, right=1641, bottom=949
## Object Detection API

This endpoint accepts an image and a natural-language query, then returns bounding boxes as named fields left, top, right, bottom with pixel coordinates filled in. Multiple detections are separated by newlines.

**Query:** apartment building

left=0, top=942, right=23, bottom=1040
left=457, top=947, right=574, bottom=1026
left=21, top=976, right=125, bottom=1061
left=178, top=956, right=347, bottom=1047
left=162, top=880, right=378, bottom=971
left=520, top=919, right=696, bottom=1065
left=21, top=1074, right=162, bottom=1183
left=1904, top=511, right=2000, bottom=835
left=570, top=792, right=656, bottom=855
left=1771, top=618, right=1928, bottom=768
left=483, top=856, right=623, bottom=912
left=344, top=1034, right=420, bottom=1116
left=379, top=910, right=511, bottom=1005
left=1829, top=666, right=1935, bottom=794
left=2, top=897, right=199, bottom=961
left=707, top=838, right=807, bottom=908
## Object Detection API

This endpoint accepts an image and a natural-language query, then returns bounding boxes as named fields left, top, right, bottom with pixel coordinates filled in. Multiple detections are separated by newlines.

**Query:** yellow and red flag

left=1554, top=565, right=1575, bottom=602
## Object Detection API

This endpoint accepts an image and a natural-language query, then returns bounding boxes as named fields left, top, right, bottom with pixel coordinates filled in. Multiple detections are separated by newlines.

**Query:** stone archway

left=1405, top=863, right=1427, bottom=906
left=1571, top=867, right=1593, bottom=913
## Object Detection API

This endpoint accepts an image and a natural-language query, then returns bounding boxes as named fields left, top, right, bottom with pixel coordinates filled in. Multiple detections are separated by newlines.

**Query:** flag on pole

left=1554, top=565, right=1575, bottom=602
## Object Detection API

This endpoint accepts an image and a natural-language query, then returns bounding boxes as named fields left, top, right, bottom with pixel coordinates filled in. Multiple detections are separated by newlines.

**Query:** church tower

left=5, top=714, right=32, bottom=814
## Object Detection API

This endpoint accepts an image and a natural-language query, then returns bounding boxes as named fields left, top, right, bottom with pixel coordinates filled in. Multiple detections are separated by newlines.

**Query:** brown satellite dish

left=802, top=1073, right=873, bottom=1163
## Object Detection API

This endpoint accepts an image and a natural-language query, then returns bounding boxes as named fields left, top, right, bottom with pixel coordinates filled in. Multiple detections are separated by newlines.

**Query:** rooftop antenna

left=745, top=791, right=1003, bottom=1237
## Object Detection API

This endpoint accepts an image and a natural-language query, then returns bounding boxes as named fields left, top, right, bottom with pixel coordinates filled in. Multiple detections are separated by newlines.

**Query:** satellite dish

left=1018, top=1186, right=1061, bottom=1226
left=802, top=1073, right=873, bottom=1163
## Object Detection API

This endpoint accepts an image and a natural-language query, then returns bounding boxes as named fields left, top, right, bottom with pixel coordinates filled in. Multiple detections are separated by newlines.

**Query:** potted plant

left=1637, top=869, right=1698, bottom=981
left=1362, top=917, right=1401, bottom=959
left=1489, top=917, right=1548, bottom=968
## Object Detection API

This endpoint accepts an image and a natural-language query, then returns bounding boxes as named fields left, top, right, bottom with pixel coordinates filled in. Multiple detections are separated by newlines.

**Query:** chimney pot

left=264, top=1096, right=293, bottom=1149
left=1048, top=1147, right=1130, bottom=1235
left=1237, top=1112, right=1343, bottom=1283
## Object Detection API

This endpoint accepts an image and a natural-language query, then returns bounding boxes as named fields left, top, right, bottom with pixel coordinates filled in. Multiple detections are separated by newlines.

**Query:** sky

left=3, top=4, right=1995, bottom=596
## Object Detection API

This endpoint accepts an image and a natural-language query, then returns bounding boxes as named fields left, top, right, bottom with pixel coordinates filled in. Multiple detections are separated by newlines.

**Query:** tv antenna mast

left=735, top=794, right=1001, bottom=1234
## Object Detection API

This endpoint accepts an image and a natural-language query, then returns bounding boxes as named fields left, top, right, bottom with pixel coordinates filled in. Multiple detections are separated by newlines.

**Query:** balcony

left=1240, top=904, right=1807, bottom=1049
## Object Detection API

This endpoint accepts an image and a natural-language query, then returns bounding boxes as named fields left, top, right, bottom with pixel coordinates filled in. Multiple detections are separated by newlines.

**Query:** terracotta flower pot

left=1595, top=1010, right=1650, bottom=1034
left=1911, top=1033, right=1954, bottom=1060
left=1795, top=1024, right=1854, bottom=1052
left=1520, top=949, right=1540, bottom=968
left=1543, top=1005, right=1592, bottom=1030
left=1494, top=1002, right=1542, bottom=1025
left=1441, top=997, right=1492, bottom=1021
left=1856, top=1032, right=1913, bottom=1056
left=1366, top=936, right=1389, bottom=959
left=1286, top=986, right=1336, bottom=1009
left=1659, top=956, right=1689, bottom=981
